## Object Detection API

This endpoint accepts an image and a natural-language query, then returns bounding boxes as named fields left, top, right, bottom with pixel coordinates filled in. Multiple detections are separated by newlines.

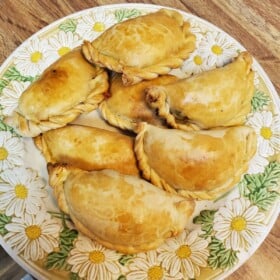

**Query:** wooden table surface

left=0, top=0, right=279, bottom=279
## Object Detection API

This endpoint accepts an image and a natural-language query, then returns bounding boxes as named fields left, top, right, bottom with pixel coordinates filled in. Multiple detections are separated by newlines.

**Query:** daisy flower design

left=0, top=131, right=24, bottom=171
left=251, top=63, right=262, bottom=88
left=76, top=11, right=115, bottom=41
left=157, top=230, right=209, bottom=279
left=182, top=50, right=213, bottom=75
left=4, top=211, right=61, bottom=261
left=213, top=197, right=265, bottom=251
left=67, top=234, right=121, bottom=279
left=47, top=30, right=81, bottom=60
left=247, top=153, right=269, bottom=174
left=189, top=18, right=208, bottom=45
left=199, top=31, right=237, bottom=67
left=0, top=81, right=30, bottom=116
left=127, top=250, right=182, bottom=280
left=247, top=111, right=280, bottom=157
left=14, top=38, right=52, bottom=77
left=0, top=167, right=48, bottom=217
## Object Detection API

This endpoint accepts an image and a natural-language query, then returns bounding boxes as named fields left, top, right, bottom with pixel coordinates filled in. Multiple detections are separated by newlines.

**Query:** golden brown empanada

left=48, top=165, right=195, bottom=254
left=135, top=123, right=257, bottom=200
left=82, top=9, right=196, bottom=85
left=146, top=52, right=254, bottom=130
left=7, top=48, right=109, bottom=137
left=34, top=124, right=139, bottom=176
left=99, top=73, right=178, bottom=131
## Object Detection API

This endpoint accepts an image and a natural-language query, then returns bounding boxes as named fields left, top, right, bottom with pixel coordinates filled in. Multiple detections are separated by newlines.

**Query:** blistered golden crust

left=99, top=74, right=178, bottom=131
left=48, top=165, right=195, bottom=254
left=146, top=51, right=254, bottom=130
left=35, top=124, right=139, bottom=176
left=7, top=48, right=109, bottom=137
left=135, top=123, right=257, bottom=200
left=82, top=9, right=196, bottom=85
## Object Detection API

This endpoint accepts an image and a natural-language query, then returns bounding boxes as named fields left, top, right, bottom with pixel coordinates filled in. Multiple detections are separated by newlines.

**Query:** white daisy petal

left=182, top=258, right=195, bottom=279
left=190, top=238, right=209, bottom=251
left=104, top=261, right=120, bottom=274
left=230, top=231, right=240, bottom=251
left=190, top=253, right=208, bottom=267
left=169, top=257, right=181, bottom=276
left=246, top=222, right=265, bottom=233
left=0, top=81, right=30, bottom=116
left=243, top=205, right=258, bottom=220
left=215, top=228, right=231, bottom=241
left=213, top=221, right=230, bottom=231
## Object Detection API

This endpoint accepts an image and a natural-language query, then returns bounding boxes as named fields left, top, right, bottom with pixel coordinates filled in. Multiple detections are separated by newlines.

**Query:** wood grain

left=0, top=0, right=279, bottom=279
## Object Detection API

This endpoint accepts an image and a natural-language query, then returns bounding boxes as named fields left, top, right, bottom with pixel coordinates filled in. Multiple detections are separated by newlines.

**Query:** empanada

left=48, top=165, right=195, bottom=254
left=99, top=74, right=178, bottom=131
left=34, top=124, right=139, bottom=176
left=135, top=123, right=257, bottom=200
left=7, top=48, right=109, bottom=137
left=146, top=52, right=254, bottom=130
left=82, top=9, right=196, bottom=85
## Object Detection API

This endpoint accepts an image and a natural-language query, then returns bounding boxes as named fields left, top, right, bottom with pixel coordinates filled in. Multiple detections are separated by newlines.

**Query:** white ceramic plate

left=0, top=4, right=279, bottom=280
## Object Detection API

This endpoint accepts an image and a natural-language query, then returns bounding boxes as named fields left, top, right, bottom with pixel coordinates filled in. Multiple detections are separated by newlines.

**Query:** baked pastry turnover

left=135, top=123, right=257, bottom=200
left=82, top=9, right=196, bottom=85
left=99, top=73, right=178, bottom=131
left=146, top=51, right=254, bottom=130
left=34, top=124, right=139, bottom=176
left=48, top=165, right=195, bottom=254
left=7, top=48, right=109, bottom=137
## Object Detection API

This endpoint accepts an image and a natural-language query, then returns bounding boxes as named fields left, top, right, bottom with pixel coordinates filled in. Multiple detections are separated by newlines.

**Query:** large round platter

left=0, top=4, right=279, bottom=280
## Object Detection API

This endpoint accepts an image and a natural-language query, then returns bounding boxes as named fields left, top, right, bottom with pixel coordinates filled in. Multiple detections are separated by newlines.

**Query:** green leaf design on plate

left=239, top=161, right=280, bottom=210
left=70, top=272, right=83, bottom=280
left=117, top=275, right=127, bottom=280
left=251, top=89, right=270, bottom=112
left=118, top=254, right=134, bottom=266
left=208, top=237, right=238, bottom=270
left=0, top=79, right=9, bottom=93
left=45, top=250, right=70, bottom=270
left=3, top=66, right=38, bottom=83
left=0, top=213, right=12, bottom=236
left=59, top=19, right=77, bottom=33
left=45, top=213, right=78, bottom=270
left=114, top=9, right=141, bottom=22
left=193, top=209, right=217, bottom=238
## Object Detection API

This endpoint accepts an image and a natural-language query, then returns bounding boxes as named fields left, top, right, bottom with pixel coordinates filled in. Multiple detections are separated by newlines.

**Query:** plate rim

left=0, top=3, right=279, bottom=280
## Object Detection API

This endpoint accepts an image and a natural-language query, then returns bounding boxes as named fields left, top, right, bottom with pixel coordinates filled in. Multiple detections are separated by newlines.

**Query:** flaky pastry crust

left=135, top=123, right=257, bottom=200
left=6, top=48, right=109, bottom=137
left=48, top=165, right=195, bottom=254
left=146, top=52, right=254, bottom=130
left=82, top=9, right=196, bottom=85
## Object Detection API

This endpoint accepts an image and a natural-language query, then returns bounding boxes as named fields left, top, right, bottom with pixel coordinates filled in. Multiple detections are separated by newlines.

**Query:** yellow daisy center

left=89, top=250, right=105, bottom=264
left=30, top=51, right=43, bottom=63
left=58, top=46, right=71, bottom=57
left=231, top=216, right=247, bottom=231
left=193, top=55, right=203, bottom=65
left=147, top=265, right=164, bottom=280
left=14, top=184, right=28, bottom=199
left=176, top=244, right=192, bottom=259
left=93, top=22, right=105, bottom=32
left=25, top=225, right=41, bottom=240
left=211, top=44, right=223, bottom=55
left=260, top=127, right=272, bottom=140
left=0, top=147, right=8, bottom=160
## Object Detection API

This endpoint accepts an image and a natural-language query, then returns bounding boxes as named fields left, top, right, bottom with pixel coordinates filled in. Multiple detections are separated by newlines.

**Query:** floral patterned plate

left=0, top=3, right=279, bottom=280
